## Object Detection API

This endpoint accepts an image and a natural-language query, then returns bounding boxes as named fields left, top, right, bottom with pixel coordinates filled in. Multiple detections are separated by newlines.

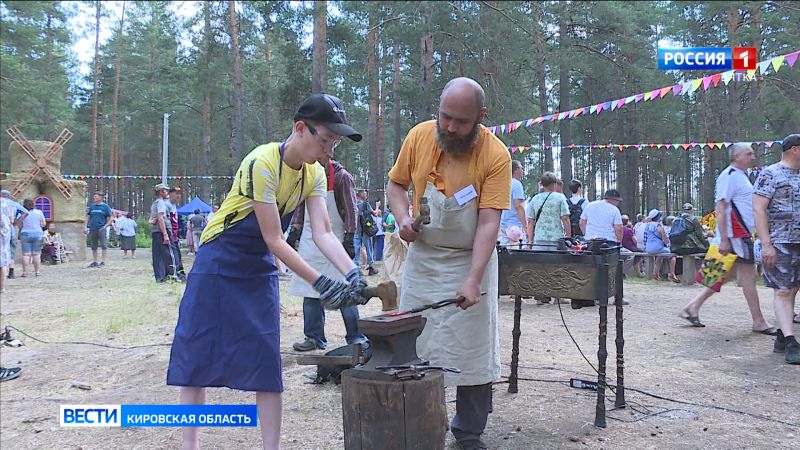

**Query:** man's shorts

left=19, top=231, right=43, bottom=254
left=763, top=243, right=800, bottom=290
left=730, top=237, right=755, bottom=264
left=89, top=228, right=107, bottom=250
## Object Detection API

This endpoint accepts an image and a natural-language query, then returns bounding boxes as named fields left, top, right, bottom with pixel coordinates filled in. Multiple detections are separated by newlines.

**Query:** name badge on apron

left=454, top=184, right=478, bottom=206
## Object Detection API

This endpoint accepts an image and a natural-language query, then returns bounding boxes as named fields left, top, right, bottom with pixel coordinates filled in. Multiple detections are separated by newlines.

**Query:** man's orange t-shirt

left=388, top=120, right=511, bottom=212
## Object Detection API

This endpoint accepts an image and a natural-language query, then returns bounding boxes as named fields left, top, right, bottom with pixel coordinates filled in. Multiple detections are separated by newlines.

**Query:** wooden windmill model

left=1, top=125, right=88, bottom=261
left=6, top=125, right=74, bottom=199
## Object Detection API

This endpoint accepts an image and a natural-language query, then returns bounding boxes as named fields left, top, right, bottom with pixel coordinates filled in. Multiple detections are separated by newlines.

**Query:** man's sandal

left=679, top=310, right=705, bottom=327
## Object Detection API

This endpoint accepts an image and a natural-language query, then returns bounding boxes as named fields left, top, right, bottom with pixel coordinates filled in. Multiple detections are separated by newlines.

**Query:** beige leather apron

left=289, top=188, right=346, bottom=298
left=400, top=182, right=500, bottom=386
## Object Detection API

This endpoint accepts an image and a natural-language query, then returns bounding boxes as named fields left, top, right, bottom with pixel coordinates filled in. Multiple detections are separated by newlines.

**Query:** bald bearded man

left=387, top=77, right=511, bottom=450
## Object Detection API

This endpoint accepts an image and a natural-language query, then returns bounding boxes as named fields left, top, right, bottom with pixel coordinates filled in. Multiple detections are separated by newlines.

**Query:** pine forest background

left=1, top=1, right=799, bottom=218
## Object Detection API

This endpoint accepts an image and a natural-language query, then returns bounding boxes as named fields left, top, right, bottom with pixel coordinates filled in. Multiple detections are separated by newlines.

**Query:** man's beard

left=436, top=120, right=480, bottom=155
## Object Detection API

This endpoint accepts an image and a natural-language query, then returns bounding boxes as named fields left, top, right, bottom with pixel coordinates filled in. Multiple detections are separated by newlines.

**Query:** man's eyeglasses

left=305, top=122, right=341, bottom=150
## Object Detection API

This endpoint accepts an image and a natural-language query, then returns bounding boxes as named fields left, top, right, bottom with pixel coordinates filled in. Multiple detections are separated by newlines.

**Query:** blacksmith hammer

left=412, top=196, right=431, bottom=232
left=361, top=281, right=398, bottom=311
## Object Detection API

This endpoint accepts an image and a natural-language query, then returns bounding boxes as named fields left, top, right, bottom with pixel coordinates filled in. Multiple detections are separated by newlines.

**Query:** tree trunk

left=367, top=3, right=379, bottom=199
left=42, top=8, right=53, bottom=141
left=558, top=9, right=572, bottom=183
left=312, top=1, right=327, bottom=93
left=532, top=2, right=553, bottom=172
left=90, top=0, right=101, bottom=175
left=228, top=0, right=245, bottom=161
left=377, top=42, right=387, bottom=202
left=263, top=19, right=273, bottom=142
left=109, top=2, right=126, bottom=200
left=202, top=0, right=213, bottom=201
left=392, top=40, right=402, bottom=161
left=420, top=8, right=434, bottom=121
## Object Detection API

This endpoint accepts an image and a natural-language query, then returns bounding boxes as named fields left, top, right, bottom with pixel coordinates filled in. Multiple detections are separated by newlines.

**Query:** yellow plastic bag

left=694, top=244, right=737, bottom=292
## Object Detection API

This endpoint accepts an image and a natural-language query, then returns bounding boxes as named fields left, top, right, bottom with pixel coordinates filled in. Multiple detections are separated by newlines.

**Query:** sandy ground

left=0, top=249, right=798, bottom=450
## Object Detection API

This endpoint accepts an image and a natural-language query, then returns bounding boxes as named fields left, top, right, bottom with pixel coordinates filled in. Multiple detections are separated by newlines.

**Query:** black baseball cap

left=782, top=134, right=800, bottom=152
left=294, top=93, right=362, bottom=142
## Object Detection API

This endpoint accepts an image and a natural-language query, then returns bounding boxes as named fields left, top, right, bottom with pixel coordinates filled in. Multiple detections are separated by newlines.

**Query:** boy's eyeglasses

left=305, top=122, right=341, bottom=150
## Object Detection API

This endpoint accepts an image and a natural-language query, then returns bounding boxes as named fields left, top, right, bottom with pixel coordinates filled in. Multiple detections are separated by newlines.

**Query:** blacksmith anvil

left=347, top=312, right=428, bottom=381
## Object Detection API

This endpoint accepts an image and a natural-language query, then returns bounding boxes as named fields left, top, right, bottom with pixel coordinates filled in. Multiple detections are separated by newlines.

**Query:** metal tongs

left=385, top=292, right=486, bottom=317
left=375, top=365, right=461, bottom=381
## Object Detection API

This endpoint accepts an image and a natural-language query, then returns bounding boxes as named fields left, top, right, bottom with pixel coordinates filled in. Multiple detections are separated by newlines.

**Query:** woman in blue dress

left=167, top=94, right=368, bottom=450
left=644, top=209, right=679, bottom=282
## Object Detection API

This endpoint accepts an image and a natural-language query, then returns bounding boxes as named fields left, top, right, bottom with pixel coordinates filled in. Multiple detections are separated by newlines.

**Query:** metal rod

left=508, top=295, right=522, bottom=394
left=614, top=259, right=626, bottom=408
left=594, top=263, right=609, bottom=428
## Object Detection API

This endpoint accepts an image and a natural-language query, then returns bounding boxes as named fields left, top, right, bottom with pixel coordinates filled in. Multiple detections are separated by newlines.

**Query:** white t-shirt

left=714, top=165, right=754, bottom=238
left=568, top=195, right=587, bottom=211
left=633, top=221, right=647, bottom=250
left=21, top=208, right=45, bottom=233
left=580, top=200, right=622, bottom=242
left=116, top=217, right=138, bottom=237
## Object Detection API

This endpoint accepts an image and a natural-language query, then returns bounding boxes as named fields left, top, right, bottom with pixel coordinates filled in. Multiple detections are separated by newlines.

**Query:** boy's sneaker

left=774, top=334, right=786, bottom=353
left=98, top=262, right=105, bottom=267
left=786, top=340, right=800, bottom=365
left=87, top=262, right=99, bottom=268
left=0, top=367, right=22, bottom=382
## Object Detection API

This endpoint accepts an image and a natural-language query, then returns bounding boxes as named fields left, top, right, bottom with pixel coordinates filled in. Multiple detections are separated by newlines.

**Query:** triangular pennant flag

left=643, top=91, right=652, bottom=101
left=764, top=141, right=774, bottom=148
left=533, top=116, right=545, bottom=124
left=721, top=70, right=734, bottom=85
left=710, top=73, right=721, bottom=87
left=525, top=118, right=535, bottom=127
left=617, top=145, right=625, bottom=152
left=625, top=95, right=636, bottom=104
left=702, top=76, right=713, bottom=90
left=672, top=84, right=682, bottom=95
left=543, top=114, right=553, bottom=122
left=681, top=144, right=691, bottom=150
left=602, top=101, right=612, bottom=111
left=590, top=105, right=598, bottom=114
left=596, top=103, right=605, bottom=113
left=574, top=107, right=585, bottom=117
left=659, top=86, right=671, bottom=98
left=610, top=100, right=619, bottom=111
left=617, top=99, right=626, bottom=108
left=500, top=124, right=507, bottom=134
left=515, top=120, right=524, bottom=130
left=759, top=60, right=771, bottom=75
left=786, top=51, right=799, bottom=67
left=747, top=68, right=757, bottom=79
left=672, top=144, right=681, bottom=150
left=558, top=111, right=569, bottom=120
left=635, top=93, right=644, bottom=102
left=771, top=55, right=785, bottom=72
left=691, top=79, right=702, bottom=91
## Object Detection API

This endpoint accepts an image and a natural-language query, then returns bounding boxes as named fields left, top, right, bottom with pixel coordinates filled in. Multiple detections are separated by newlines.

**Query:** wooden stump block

left=341, top=370, right=447, bottom=450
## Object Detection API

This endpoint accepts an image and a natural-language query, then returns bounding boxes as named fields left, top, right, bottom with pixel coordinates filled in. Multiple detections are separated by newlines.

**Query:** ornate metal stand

left=498, top=246, right=626, bottom=428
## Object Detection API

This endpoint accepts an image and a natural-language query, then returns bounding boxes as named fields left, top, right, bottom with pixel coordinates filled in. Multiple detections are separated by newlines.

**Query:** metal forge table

left=497, top=245, right=626, bottom=427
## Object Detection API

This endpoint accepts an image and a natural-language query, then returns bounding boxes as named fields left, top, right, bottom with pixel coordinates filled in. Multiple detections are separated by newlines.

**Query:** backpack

left=668, top=214, right=694, bottom=246
left=359, top=202, right=378, bottom=237
left=566, top=198, right=585, bottom=237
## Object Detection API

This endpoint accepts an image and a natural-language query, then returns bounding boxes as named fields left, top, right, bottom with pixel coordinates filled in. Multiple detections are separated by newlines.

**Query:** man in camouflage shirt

left=752, top=134, right=800, bottom=365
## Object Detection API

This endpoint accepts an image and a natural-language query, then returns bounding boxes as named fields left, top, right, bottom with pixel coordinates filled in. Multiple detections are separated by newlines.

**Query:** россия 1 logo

left=658, top=47, right=757, bottom=71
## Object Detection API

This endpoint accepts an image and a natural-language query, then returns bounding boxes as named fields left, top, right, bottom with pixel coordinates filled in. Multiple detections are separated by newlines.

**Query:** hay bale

left=0, top=179, right=87, bottom=222
left=8, top=140, right=63, bottom=177
left=56, top=221, right=87, bottom=261
left=45, top=180, right=88, bottom=222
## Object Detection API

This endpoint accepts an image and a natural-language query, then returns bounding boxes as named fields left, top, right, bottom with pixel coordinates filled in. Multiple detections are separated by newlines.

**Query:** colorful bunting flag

left=485, top=49, right=798, bottom=135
